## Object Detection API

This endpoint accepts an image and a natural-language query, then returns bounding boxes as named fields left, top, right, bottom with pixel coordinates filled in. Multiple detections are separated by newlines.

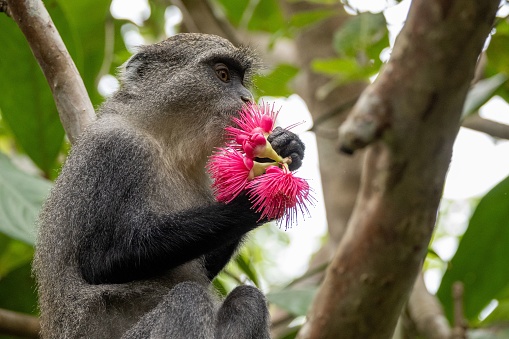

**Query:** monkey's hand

left=266, top=127, right=305, bottom=171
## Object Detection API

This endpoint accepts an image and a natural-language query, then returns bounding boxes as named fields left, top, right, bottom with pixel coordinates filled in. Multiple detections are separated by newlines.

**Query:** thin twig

left=283, top=262, right=328, bottom=289
left=451, top=281, right=467, bottom=339
left=309, top=97, right=358, bottom=133
left=271, top=312, right=294, bottom=329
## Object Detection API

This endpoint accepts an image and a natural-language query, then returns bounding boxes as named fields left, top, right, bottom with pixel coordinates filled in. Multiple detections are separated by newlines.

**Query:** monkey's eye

left=215, top=64, right=231, bottom=83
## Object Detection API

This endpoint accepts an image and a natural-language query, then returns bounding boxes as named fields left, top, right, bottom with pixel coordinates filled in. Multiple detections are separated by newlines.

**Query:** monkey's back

left=34, top=114, right=210, bottom=338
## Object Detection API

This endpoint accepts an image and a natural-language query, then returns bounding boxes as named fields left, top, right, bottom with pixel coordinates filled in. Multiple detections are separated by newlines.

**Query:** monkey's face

left=117, top=34, right=259, bottom=134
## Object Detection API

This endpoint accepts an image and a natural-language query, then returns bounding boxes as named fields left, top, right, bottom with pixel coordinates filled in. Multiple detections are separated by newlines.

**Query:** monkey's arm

left=75, top=126, right=304, bottom=285
left=78, top=192, right=262, bottom=285
left=66, top=127, right=263, bottom=285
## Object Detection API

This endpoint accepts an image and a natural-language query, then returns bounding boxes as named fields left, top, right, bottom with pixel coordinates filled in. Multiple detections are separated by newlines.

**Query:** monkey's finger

left=287, top=153, right=303, bottom=172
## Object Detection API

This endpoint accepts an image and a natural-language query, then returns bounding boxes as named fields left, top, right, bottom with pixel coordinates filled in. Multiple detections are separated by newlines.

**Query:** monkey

left=33, top=33, right=305, bottom=338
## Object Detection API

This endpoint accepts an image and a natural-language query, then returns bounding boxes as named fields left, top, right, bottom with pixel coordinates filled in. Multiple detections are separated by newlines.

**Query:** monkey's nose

left=241, top=95, right=253, bottom=103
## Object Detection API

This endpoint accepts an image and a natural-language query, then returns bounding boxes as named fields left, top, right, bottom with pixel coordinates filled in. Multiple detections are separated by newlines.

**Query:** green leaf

left=215, top=0, right=285, bottom=33
left=235, top=251, right=260, bottom=288
left=0, top=262, right=38, bottom=315
left=312, top=57, right=378, bottom=86
left=333, top=12, right=388, bottom=58
left=485, top=20, right=509, bottom=103
left=437, top=175, right=509, bottom=323
left=482, top=299, right=509, bottom=326
left=0, top=233, right=34, bottom=278
left=469, top=327, right=509, bottom=339
left=0, top=152, right=52, bottom=245
left=267, top=287, right=317, bottom=316
left=0, top=13, right=65, bottom=174
left=487, top=20, right=509, bottom=75
left=253, top=64, right=299, bottom=98
left=249, top=0, right=285, bottom=33
left=56, top=0, right=112, bottom=106
left=289, top=9, right=338, bottom=29
left=212, top=276, right=228, bottom=297
left=312, top=12, right=389, bottom=85
left=461, top=74, right=508, bottom=119
left=312, top=58, right=360, bottom=76
left=278, top=327, right=300, bottom=339
left=214, top=0, right=246, bottom=26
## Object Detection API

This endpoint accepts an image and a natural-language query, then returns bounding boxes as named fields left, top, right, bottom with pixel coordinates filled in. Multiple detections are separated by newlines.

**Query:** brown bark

left=0, top=308, right=39, bottom=338
left=298, top=1, right=500, bottom=338
left=5, top=0, right=95, bottom=144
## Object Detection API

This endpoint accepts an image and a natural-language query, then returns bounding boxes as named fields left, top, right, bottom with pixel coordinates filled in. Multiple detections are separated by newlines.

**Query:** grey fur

left=34, top=33, right=270, bottom=338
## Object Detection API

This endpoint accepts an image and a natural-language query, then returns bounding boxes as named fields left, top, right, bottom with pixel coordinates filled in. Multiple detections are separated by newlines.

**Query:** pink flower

left=229, top=101, right=279, bottom=137
left=226, top=102, right=279, bottom=151
left=206, top=101, right=313, bottom=228
left=246, top=166, right=314, bottom=229
left=207, top=149, right=277, bottom=203
left=207, top=149, right=254, bottom=203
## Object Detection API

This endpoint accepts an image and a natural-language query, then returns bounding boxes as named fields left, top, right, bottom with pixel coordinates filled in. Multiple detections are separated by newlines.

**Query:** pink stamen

left=246, top=166, right=315, bottom=229
left=207, top=149, right=254, bottom=203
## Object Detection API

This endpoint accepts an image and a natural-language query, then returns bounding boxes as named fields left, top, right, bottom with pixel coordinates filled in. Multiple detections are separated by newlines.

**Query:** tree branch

left=5, top=0, right=95, bottom=144
left=175, top=0, right=297, bottom=65
left=170, top=0, right=241, bottom=45
left=298, top=1, right=500, bottom=338
left=462, top=114, right=509, bottom=139
left=407, top=272, right=451, bottom=339
left=0, top=308, right=39, bottom=338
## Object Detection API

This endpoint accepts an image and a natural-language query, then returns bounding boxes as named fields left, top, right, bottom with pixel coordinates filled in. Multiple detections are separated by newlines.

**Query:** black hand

left=267, top=127, right=305, bottom=171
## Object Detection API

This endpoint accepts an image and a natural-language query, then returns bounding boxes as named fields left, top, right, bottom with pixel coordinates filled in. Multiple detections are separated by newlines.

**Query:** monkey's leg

left=122, top=282, right=215, bottom=339
left=215, top=285, right=270, bottom=339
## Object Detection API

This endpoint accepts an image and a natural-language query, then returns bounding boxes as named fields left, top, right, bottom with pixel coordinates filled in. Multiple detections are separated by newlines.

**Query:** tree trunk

left=298, top=1, right=500, bottom=338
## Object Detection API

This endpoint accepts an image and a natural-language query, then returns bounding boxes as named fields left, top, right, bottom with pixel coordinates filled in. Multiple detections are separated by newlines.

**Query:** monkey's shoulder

left=66, top=115, right=156, bottom=169
left=46, top=116, right=157, bottom=213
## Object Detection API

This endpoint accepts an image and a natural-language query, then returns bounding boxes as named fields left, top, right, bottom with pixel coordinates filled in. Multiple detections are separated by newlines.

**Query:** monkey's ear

left=123, top=52, right=150, bottom=80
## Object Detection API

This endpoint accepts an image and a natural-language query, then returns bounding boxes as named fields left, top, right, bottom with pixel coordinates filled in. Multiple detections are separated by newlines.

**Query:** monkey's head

left=111, top=33, right=260, bottom=139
